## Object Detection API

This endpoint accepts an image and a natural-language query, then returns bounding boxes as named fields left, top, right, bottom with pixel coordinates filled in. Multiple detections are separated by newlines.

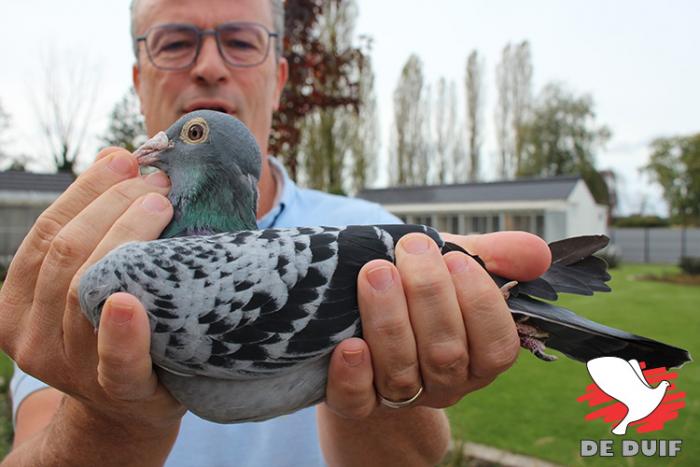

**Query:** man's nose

left=190, top=35, right=229, bottom=84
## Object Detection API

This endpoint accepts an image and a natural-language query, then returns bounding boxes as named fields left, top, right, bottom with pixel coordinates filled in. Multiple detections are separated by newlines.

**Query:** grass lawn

left=447, top=263, right=699, bottom=466
left=0, top=349, right=12, bottom=458
left=0, top=265, right=697, bottom=463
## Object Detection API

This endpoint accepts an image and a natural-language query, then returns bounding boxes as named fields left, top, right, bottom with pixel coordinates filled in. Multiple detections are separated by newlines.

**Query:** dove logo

left=576, top=356, right=687, bottom=458
left=586, top=357, right=669, bottom=435
left=577, top=356, right=686, bottom=435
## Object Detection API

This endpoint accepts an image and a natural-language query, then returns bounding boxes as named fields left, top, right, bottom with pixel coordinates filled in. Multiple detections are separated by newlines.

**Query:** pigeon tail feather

left=498, top=235, right=612, bottom=302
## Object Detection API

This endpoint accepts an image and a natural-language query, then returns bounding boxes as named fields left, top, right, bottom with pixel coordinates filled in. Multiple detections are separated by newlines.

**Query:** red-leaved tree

left=270, top=0, right=365, bottom=180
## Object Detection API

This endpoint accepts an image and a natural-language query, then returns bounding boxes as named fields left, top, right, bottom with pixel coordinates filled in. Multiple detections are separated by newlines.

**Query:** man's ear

left=132, top=63, right=141, bottom=94
left=132, top=63, right=146, bottom=117
left=273, top=57, right=289, bottom=111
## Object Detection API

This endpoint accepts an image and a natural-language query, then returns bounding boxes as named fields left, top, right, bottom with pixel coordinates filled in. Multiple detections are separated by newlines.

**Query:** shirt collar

left=257, top=156, right=296, bottom=228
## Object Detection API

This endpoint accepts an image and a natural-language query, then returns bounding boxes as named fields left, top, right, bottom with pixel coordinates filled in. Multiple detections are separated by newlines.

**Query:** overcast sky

left=2, top=0, right=698, bottom=215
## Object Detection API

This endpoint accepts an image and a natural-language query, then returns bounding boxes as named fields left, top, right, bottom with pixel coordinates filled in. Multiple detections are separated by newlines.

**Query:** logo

left=576, top=356, right=686, bottom=458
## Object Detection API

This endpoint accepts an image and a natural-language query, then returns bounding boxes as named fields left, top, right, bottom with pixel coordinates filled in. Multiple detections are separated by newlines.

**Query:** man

left=1, top=0, right=551, bottom=465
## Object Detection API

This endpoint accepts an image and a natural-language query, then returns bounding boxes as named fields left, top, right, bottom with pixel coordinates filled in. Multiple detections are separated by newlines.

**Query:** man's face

left=133, top=0, right=288, bottom=155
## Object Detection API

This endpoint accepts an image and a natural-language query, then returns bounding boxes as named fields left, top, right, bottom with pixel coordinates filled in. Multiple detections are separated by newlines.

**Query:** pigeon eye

left=181, top=118, right=209, bottom=144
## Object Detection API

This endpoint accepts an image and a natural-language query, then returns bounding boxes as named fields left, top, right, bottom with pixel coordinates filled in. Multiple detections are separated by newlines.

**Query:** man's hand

left=325, top=231, right=551, bottom=417
left=0, top=148, right=184, bottom=462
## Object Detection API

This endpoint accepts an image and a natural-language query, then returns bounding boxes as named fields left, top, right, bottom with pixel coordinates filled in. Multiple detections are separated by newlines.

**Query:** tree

left=644, top=133, right=700, bottom=226
left=464, top=50, right=484, bottom=182
left=0, top=100, right=11, bottom=167
left=518, top=82, right=612, bottom=205
left=599, top=169, right=619, bottom=220
left=494, top=41, right=533, bottom=178
left=295, top=0, right=377, bottom=195
left=348, top=44, right=380, bottom=193
left=511, top=42, right=533, bottom=175
left=31, top=51, right=100, bottom=175
left=432, top=78, right=459, bottom=184
left=494, top=44, right=513, bottom=179
left=269, top=0, right=366, bottom=181
left=0, top=100, right=33, bottom=172
left=101, top=87, right=147, bottom=152
left=390, top=54, right=428, bottom=186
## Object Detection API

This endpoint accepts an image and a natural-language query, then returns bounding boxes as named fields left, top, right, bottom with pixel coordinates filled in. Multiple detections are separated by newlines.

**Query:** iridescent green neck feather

left=162, top=164, right=258, bottom=238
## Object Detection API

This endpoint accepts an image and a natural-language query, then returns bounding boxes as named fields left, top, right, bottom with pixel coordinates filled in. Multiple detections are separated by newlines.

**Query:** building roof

left=357, top=176, right=582, bottom=205
left=0, top=171, right=75, bottom=193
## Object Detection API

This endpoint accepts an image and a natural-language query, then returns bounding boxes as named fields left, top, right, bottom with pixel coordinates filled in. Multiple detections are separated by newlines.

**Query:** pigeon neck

left=164, top=177, right=258, bottom=237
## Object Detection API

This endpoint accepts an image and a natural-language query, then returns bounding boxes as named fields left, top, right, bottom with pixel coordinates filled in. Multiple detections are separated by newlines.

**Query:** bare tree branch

left=29, top=48, right=101, bottom=174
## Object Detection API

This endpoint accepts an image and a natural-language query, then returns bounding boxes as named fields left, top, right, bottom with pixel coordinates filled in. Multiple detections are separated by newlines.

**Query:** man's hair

left=130, top=0, right=285, bottom=60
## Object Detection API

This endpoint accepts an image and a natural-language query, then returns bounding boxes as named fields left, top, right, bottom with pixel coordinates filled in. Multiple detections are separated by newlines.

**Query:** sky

left=2, top=0, right=699, bottom=215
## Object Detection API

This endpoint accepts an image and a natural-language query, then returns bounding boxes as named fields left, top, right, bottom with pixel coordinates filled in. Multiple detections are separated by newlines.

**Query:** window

left=450, top=215, right=460, bottom=234
left=511, top=215, right=532, bottom=231
left=535, top=214, right=545, bottom=237
left=470, top=216, right=488, bottom=233
left=504, top=212, right=545, bottom=237
left=413, top=215, right=433, bottom=227
left=436, top=214, right=460, bottom=233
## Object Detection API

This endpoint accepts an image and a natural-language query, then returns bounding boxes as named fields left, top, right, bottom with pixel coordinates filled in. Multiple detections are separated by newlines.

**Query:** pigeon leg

left=516, top=320, right=558, bottom=362
left=500, top=281, right=519, bottom=300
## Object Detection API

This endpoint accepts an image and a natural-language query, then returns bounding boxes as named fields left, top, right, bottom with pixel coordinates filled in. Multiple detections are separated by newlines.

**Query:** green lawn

left=447, top=263, right=699, bottom=466
left=0, top=265, right=697, bottom=464
left=0, top=347, right=12, bottom=458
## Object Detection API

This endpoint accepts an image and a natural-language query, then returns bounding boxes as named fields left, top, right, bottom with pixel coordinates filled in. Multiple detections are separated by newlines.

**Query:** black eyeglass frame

left=135, top=21, right=279, bottom=70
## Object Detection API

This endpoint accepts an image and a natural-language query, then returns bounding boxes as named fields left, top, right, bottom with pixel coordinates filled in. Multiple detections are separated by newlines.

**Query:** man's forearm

left=317, top=404, right=450, bottom=467
left=3, top=396, right=180, bottom=467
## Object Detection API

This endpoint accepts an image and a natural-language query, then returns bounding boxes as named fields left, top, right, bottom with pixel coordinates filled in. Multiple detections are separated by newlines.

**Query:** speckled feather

left=79, top=223, right=446, bottom=421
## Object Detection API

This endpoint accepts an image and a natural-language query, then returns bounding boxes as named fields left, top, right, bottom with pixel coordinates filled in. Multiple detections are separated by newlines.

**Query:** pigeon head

left=134, top=110, right=262, bottom=193
left=133, top=110, right=262, bottom=236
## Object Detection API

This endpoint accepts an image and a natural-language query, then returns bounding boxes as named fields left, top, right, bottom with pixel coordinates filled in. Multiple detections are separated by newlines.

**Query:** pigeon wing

left=491, top=235, right=612, bottom=301
left=509, top=295, right=691, bottom=369
left=79, top=224, right=444, bottom=380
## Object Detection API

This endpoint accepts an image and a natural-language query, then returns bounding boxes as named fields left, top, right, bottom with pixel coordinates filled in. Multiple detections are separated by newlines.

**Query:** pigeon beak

left=133, top=131, right=173, bottom=167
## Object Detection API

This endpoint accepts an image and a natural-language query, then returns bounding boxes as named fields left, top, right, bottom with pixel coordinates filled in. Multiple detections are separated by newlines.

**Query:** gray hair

left=130, top=0, right=285, bottom=60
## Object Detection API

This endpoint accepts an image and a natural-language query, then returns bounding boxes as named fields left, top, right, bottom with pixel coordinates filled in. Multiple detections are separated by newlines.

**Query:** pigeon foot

left=517, top=321, right=557, bottom=362
left=500, top=281, right=519, bottom=300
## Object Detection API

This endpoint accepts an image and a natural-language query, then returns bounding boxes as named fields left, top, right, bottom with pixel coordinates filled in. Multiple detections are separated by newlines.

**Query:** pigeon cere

left=78, top=110, right=692, bottom=424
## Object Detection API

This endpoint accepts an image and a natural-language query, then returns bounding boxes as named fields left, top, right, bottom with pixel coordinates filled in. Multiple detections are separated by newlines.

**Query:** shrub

left=612, top=215, right=670, bottom=228
left=679, top=256, right=700, bottom=275
left=596, top=243, right=622, bottom=269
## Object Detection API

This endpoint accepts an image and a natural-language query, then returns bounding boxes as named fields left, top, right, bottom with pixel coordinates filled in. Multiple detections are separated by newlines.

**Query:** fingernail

left=402, top=235, right=430, bottom=254
left=342, top=349, right=364, bottom=367
left=141, top=193, right=170, bottom=212
left=145, top=170, right=170, bottom=187
left=108, top=153, right=135, bottom=175
left=367, top=266, right=393, bottom=291
left=446, top=254, right=469, bottom=274
left=108, top=299, right=133, bottom=325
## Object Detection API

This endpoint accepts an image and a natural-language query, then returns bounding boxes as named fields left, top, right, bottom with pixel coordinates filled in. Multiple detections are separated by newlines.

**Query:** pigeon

left=78, top=110, right=691, bottom=423
left=586, top=357, right=670, bottom=435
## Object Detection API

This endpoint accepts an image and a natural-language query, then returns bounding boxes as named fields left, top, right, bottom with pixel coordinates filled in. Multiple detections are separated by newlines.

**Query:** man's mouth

left=133, top=131, right=173, bottom=167
left=183, top=100, right=236, bottom=116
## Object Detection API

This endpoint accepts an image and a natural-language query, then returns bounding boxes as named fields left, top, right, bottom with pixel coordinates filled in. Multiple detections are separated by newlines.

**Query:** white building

left=0, top=171, right=74, bottom=261
left=358, top=176, right=608, bottom=242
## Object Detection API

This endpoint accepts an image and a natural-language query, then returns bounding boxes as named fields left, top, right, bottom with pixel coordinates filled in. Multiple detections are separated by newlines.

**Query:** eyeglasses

left=136, top=22, right=279, bottom=70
